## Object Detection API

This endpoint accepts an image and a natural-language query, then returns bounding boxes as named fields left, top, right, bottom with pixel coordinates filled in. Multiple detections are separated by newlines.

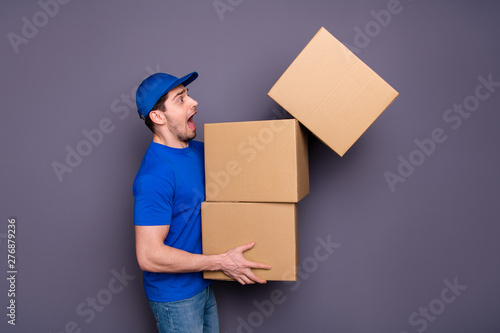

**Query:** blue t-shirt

left=133, top=140, right=210, bottom=302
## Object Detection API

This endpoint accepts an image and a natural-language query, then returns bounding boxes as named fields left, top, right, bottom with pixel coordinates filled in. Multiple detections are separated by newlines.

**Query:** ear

left=149, top=110, right=166, bottom=126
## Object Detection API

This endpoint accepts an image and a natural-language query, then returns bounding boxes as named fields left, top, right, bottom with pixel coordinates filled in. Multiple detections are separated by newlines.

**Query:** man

left=133, top=71, right=271, bottom=333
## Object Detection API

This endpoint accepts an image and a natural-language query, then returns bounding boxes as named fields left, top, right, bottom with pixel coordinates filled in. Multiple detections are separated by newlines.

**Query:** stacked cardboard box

left=202, top=202, right=299, bottom=281
left=204, top=119, right=309, bottom=203
left=202, top=119, right=308, bottom=281
left=202, top=27, right=398, bottom=281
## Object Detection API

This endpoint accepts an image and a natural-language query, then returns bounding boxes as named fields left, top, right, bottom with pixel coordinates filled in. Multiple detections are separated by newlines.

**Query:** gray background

left=1, top=0, right=499, bottom=332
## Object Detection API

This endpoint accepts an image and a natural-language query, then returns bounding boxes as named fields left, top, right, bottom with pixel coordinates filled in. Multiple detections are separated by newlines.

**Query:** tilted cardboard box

left=268, top=27, right=399, bottom=156
left=201, top=201, right=298, bottom=281
left=204, top=119, right=309, bottom=203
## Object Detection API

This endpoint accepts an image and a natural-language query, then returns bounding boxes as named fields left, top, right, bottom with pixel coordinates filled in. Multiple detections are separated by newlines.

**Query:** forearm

left=138, top=244, right=223, bottom=273
left=136, top=223, right=271, bottom=283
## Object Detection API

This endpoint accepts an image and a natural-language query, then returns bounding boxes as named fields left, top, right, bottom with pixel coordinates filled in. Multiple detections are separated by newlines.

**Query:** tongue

left=187, top=116, right=196, bottom=131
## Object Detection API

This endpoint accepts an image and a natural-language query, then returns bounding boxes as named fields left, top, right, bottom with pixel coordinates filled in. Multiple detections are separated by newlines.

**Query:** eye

left=178, top=96, right=183, bottom=103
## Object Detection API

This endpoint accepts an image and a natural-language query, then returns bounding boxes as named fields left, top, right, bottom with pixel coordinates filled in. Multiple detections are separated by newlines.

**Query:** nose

left=190, top=96, right=198, bottom=109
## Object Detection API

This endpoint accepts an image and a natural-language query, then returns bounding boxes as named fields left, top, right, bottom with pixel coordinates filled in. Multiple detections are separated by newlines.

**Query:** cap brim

left=160, top=71, right=198, bottom=97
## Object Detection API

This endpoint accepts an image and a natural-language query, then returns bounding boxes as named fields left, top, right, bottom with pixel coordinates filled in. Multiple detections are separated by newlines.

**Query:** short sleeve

left=133, top=174, right=175, bottom=226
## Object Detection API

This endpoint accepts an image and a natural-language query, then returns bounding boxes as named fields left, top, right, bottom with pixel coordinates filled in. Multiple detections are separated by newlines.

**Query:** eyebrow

left=170, top=88, right=188, bottom=101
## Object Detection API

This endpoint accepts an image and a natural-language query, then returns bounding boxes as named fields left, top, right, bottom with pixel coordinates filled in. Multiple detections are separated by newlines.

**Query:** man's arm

left=135, top=225, right=271, bottom=285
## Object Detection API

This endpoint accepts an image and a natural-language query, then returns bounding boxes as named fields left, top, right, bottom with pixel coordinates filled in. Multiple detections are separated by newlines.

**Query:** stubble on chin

left=168, top=121, right=196, bottom=143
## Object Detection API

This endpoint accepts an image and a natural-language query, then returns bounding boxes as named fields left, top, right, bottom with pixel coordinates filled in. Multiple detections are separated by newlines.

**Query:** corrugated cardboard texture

left=268, top=27, right=399, bottom=156
left=204, top=119, right=309, bottom=202
left=202, top=202, right=298, bottom=281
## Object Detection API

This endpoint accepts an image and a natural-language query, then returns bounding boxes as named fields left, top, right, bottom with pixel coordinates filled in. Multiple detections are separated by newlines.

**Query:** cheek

left=165, top=113, right=187, bottom=130
left=165, top=110, right=183, bottom=123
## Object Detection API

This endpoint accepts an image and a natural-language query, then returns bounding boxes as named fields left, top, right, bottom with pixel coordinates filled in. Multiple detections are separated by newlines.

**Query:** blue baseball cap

left=136, top=71, right=198, bottom=118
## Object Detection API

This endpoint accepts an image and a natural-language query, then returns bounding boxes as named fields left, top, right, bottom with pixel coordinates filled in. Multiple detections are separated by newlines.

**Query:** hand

left=219, top=242, right=271, bottom=285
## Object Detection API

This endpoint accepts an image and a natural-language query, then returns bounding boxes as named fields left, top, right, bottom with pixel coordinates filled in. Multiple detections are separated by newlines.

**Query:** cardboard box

left=204, top=119, right=309, bottom=203
left=202, top=201, right=298, bottom=281
left=268, top=27, right=399, bottom=156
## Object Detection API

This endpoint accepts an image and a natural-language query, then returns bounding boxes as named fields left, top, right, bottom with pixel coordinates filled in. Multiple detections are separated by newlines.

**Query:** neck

left=152, top=132, right=189, bottom=148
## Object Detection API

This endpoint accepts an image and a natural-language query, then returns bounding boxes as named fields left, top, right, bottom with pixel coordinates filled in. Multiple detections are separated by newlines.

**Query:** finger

left=236, top=274, right=252, bottom=285
left=241, top=275, right=254, bottom=285
left=245, top=271, right=267, bottom=284
left=245, top=260, right=271, bottom=270
left=250, top=276, right=267, bottom=284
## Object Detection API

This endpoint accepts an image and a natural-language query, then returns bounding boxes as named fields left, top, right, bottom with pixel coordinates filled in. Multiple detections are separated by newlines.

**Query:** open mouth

left=187, top=112, right=197, bottom=131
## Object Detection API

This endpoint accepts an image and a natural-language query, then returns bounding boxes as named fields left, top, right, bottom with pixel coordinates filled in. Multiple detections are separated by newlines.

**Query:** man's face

left=162, top=84, right=198, bottom=143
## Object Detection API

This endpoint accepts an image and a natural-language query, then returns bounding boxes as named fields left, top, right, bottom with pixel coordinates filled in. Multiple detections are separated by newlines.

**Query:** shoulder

left=133, top=171, right=176, bottom=200
left=137, top=143, right=177, bottom=175
left=133, top=144, right=176, bottom=191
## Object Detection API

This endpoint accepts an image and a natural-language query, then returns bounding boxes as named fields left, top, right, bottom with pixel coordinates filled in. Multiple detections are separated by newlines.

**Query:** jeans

left=148, top=285, right=219, bottom=333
